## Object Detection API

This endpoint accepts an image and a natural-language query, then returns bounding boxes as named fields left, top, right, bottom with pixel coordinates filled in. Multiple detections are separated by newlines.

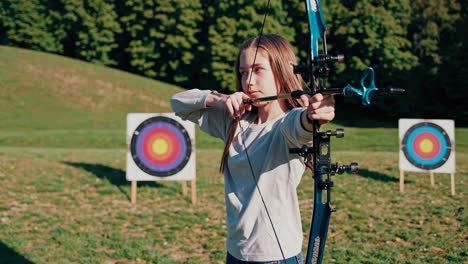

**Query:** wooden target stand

left=130, top=179, right=197, bottom=205
left=399, top=119, right=456, bottom=195
left=126, top=113, right=197, bottom=205
left=399, top=171, right=456, bottom=195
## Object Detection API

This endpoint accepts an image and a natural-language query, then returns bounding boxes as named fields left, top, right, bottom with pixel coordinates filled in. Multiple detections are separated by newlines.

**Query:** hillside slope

left=0, top=45, right=183, bottom=130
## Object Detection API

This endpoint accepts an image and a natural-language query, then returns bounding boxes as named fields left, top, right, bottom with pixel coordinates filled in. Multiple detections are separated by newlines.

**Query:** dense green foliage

left=0, top=0, right=466, bottom=122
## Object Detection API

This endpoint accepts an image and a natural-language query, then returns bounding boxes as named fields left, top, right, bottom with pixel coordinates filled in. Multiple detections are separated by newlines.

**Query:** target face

left=399, top=119, right=455, bottom=173
left=126, top=113, right=195, bottom=181
left=131, top=116, right=191, bottom=177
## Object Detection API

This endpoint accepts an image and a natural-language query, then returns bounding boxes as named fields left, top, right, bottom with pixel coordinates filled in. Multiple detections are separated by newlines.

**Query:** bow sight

left=293, top=51, right=344, bottom=84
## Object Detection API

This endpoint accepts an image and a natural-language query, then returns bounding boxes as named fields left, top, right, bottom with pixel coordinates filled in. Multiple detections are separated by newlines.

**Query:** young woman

left=171, top=34, right=335, bottom=263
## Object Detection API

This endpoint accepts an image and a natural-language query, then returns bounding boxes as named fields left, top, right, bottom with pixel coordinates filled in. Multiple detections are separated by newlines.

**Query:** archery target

left=126, top=113, right=195, bottom=181
left=399, top=119, right=455, bottom=173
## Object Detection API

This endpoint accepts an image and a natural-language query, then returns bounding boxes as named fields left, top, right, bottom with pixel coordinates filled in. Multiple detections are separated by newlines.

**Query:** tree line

left=1, top=0, right=466, bottom=123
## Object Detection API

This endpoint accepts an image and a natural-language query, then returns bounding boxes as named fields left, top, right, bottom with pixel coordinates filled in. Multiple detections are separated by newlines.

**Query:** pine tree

left=206, top=0, right=293, bottom=92
left=408, top=0, right=463, bottom=119
left=0, top=0, right=63, bottom=53
left=117, top=0, right=202, bottom=85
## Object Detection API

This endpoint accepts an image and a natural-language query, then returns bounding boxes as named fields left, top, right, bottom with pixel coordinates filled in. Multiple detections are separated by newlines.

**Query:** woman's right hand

left=206, top=91, right=251, bottom=119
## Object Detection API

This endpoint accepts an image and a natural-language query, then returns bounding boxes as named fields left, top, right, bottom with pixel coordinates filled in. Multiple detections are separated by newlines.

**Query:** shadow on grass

left=62, top=162, right=163, bottom=201
left=356, top=168, right=400, bottom=182
left=0, top=242, right=34, bottom=264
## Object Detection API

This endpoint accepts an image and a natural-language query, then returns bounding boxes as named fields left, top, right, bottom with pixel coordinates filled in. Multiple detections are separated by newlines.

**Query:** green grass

left=0, top=46, right=466, bottom=263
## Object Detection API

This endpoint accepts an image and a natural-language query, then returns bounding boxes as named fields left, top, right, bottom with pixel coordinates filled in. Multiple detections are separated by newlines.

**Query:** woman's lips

left=247, top=91, right=259, bottom=97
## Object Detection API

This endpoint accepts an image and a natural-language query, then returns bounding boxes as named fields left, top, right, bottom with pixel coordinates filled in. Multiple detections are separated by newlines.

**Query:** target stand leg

left=400, top=170, right=405, bottom=193
left=182, top=180, right=197, bottom=204
left=131, top=181, right=137, bottom=205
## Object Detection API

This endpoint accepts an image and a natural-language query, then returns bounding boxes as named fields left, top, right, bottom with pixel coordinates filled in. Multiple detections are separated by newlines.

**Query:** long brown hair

left=219, top=34, right=304, bottom=173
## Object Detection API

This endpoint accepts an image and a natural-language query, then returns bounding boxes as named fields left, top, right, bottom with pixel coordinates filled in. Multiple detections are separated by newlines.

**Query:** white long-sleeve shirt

left=171, top=89, right=312, bottom=261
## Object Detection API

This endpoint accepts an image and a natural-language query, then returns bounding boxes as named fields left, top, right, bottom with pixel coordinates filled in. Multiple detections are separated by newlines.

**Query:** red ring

left=412, top=132, right=440, bottom=159
left=142, top=128, right=181, bottom=165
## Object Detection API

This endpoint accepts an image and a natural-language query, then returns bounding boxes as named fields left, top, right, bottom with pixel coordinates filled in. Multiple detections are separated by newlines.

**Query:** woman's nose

left=246, top=72, right=256, bottom=85
left=243, top=73, right=254, bottom=90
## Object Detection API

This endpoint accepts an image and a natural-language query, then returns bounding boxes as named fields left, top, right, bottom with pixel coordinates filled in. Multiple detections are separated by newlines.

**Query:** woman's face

left=239, top=48, right=279, bottom=107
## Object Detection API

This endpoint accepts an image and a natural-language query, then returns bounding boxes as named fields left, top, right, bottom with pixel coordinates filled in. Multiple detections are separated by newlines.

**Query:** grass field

left=0, top=46, right=466, bottom=263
